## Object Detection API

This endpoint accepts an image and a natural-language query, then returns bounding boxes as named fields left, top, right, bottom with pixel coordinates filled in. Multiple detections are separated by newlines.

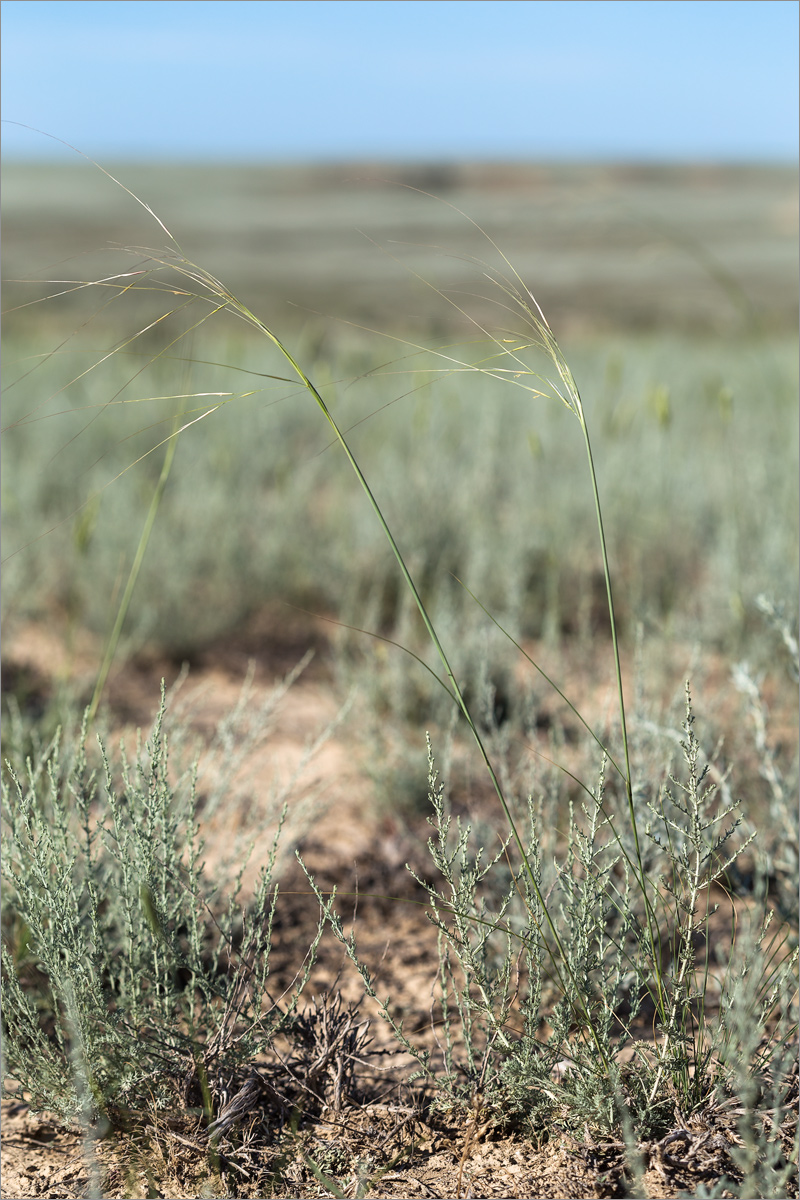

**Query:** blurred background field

left=3, top=161, right=798, bottom=675
left=3, top=160, right=798, bottom=337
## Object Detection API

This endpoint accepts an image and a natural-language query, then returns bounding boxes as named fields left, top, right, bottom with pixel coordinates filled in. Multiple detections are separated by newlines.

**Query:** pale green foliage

left=311, top=679, right=797, bottom=1158
left=1, top=682, right=323, bottom=1126
left=2, top=331, right=797, bottom=667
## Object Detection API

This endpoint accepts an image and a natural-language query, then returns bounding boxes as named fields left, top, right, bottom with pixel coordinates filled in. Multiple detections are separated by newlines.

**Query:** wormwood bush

left=307, top=681, right=798, bottom=1156
left=1, top=683, right=322, bottom=1129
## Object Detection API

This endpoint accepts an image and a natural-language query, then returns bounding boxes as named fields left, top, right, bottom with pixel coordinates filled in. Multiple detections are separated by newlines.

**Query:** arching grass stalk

left=110, top=243, right=623, bottom=1065
left=61, top=222, right=664, bottom=1059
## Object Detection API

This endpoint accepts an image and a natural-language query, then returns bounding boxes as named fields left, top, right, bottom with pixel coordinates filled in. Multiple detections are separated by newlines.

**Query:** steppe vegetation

left=1, top=161, right=798, bottom=1198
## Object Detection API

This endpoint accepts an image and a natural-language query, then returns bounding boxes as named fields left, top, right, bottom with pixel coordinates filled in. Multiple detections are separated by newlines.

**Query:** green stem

left=226, top=299, right=612, bottom=1067
left=86, top=410, right=180, bottom=729
left=579, top=416, right=666, bottom=1018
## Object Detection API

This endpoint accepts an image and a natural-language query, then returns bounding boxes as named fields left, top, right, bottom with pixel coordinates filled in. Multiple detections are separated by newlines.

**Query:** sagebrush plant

left=307, top=678, right=797, bottom=1145
left=2, top=149, right=798, bottom=1194
left=1, top=672, right=326, bottom=1128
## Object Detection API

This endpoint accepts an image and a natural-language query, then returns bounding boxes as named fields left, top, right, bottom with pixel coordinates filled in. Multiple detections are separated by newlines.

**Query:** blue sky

left=2, top=0, right=798, bottom=162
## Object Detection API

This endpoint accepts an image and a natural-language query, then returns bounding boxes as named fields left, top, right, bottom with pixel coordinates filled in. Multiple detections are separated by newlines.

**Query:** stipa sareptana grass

left=85, top=229, right=646, bottom=1054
